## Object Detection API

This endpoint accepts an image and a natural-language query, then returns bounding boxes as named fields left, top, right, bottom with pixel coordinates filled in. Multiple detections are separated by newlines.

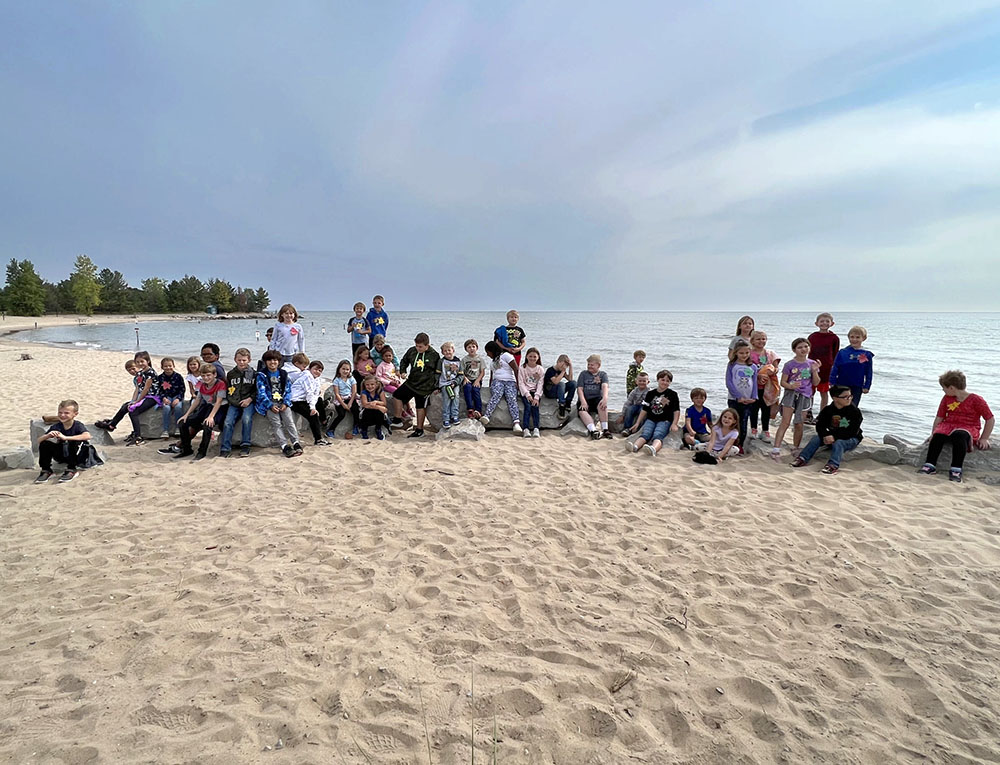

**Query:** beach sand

left=1, top=318, right=999, bottom=763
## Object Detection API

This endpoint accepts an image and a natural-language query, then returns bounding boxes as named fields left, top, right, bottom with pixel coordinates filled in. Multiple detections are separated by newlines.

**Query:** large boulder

left=884, top=433, right=1000, bottom=474
left=30, top=420, right=114, bottom=455
left=435, top=419, right=485, bottom=441
left=424, top=387, right=571, bottom=430
left=0, top=447, right=35, bottom=470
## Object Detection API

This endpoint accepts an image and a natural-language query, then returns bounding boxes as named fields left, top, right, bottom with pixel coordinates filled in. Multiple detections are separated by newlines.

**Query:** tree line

left=1, top=256, right=270, bottom=316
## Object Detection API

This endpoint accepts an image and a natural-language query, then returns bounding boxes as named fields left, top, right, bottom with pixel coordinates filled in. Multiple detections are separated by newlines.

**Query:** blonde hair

left=291, top=352, right=309, bottom=366
left=441, top=341, right=455, bottom=353
left=186, top=355, right=201, bottom=373
left=749, top=330, right=767, bottom=344
left=234, top=347, right=251, bottom=359
left=199, top=363, right=216, bottom=375
left=849, top=325, right=868, bottom=340
left=816, top=311, right=834, bottom=322
left=587, top=354, right=601, bottom=365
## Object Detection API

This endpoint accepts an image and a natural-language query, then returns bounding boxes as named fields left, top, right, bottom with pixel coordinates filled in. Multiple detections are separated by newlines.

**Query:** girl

left=185, top=355, right=202, bottom=399
left=270, top=303, right=305, bottom=365
left=725, top=340, right=758, bottom=452
left=480, top=341, right=522, bottom=433
left=353, top=346, right=376, bottom=387
left=358, top=375, right=389, bottom=440
left=699, top=408, right=740, bottom=462
left=919, top=370, right=994, bottom=483
left=749, top=330, right=779, bottom=440
left=328, top=360, right=361, bottom=439
left=729, top=315, right=755, bottom=351
left=95, top=352, right=161, bottom=446
left=518, top=347, right=544, bottom=438
left=376, top=346, right=404, bottom=395
left=771, top=338, right=820, bottom=460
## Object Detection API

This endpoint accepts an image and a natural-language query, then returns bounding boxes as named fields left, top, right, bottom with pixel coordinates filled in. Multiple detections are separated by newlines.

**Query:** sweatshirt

left=621, top=386, right=647, bottom=414
left=814, top=403, right=863, bottom=442
left=399, top=346, right=441, bottom=395
left=158, top=371, right=185, bottom=401
left=726, top=361, right=759, bottom=401
left=270, top=322, right=305, bottom=356
left=518, top=364, right=544, bottom=398
left=808, top=331, right=840, bottom=384
left=289, top=369, right=321, bottom=407
left=829, top=347, right=874, bottom=390
left=226, top=366, right=258, bottom=406
left=366, top=307, right=389, bottom=338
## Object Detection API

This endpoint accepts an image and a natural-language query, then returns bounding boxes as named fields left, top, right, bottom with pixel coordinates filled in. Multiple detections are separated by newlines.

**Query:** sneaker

left=239, top=445, right=251, bottom=458
left=390, top=418, right=403, bottom=426
left=160, top=430, right=170, bottom=439
left=172, top=450, right=194, bottom=459
left=643, top=444, right=656, bottom=457
left=480, top=416, right=490, bottom=426
left=282, top=445, right=295, bottom=458
left=375, top=428, right=385, bottom=441
left=602, top=430, right=613, bottom=440
left=292, top=442, right=304, bottom=455
left=627, top=442, right=638, bottom=453
left=949, top=469, right=963, bottom=483
left=522, top=429, right=531, bottom=438
left=94, top=420, right=113, bottom=431
left=34, top=470, right=53, bottom=484
left=361, top=429, right=370, bottom=440
left=589, top=430, right=601, bottom=440
left=443, top=423, right=452, bottom=430
left=58, top=470, right=78, bottom=483
left=326, top=429, right=336, bottom=439
left=760, top=431, right=772, bottom=442
left=127, top=436, right=146, bottom=447
left=918, top=464, right=937, bottom=475
left=532, top=428, right=540, bottom=438
left=821, top=464, right=839, bottom=475
left=158, top=445, right=181, bottom=455
left=123, top=433, right=136, bottom=444
left=512, top=423, right=523, bottom=434
left=220, top=450, right=231, bottom=458
left=770, top=447, right=781, bottom=462
left=407, top=429, right=424, bottom=439
left=193, top=453, right=206, bottom=462
left=558, top=404, right=566, bottom=418
left=751, top=429, right=758, bottom=437
left=790, top=456, right=807, bottom=468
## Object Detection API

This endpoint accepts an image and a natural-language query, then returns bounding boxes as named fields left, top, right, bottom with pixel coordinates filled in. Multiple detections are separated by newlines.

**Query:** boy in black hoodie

left=790, top=385, right=863, bottom=475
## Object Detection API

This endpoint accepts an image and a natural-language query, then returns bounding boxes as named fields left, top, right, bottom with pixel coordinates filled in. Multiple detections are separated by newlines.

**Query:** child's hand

left=205, top=416, right=215, bottom=429
left=823, top=435, right=834, bottom=445
left=271, top=405, right=281, bottom=412
left=178, top=415, right=187, bottom=423
left=862, top=388, right=869, bottom=394
left=310, top=408, right=318, bottom=416
left=976, top=437, right=991, bottom=450
left=240, top=397, right=252, bottom=407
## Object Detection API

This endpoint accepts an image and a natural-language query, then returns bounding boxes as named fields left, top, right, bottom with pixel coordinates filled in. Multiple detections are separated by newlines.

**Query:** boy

left=35, top=399, right=92, bottom=483
left=290, top=355, right=330, bottom=446
left=158, top=357, right=185, bottom=439
left=255, top=349, right=302, bottom=457
left=200, top=343, right=227, bottom=382
left=829, top=325, right=874, bottom=407
left=347, top=302, right=370, bottom=358
left=683, top=387, right=713, bottom=449
left=366, top=295, right=389, bottom=346
left=626, top=350, right=646, bottom=394
left=394, top=333, right=441, bottom=438
left=494, top=309, right=526, bottom=365
left=619, top=371, right=650, bottom=433
left=460, top=339, right=486, bottom=419
left=543, top=355, right=576, bottom=418
left=161, top=363, right=226, bottom=461
left=439, top=342, right=462, bottom=428
left=628, top=370, right=680, bottom=456
left=771, top=338, right=821, bottom=459
left=220, top=348, right=257, bottom=458
left=94, top=357, right=157, bottom=446
left=791, top=385, right=863, bottom=475
left=808, top=312, right=840, bottom=413
left=576, top=354, right=611, bottom=439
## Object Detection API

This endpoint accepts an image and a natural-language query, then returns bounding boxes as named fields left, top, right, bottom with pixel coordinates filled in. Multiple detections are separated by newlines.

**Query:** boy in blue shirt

left=829, top=325, right=874, bottom=407
left=347, top=302, right=370, bottom=358
left=366, top=295, right=389, bottom=348
left=683, top=387, right=713, bottom=449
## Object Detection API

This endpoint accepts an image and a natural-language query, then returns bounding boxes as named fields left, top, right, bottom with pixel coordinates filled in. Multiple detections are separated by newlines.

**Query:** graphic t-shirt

left=934, top=394, right=993, bottom=441
left=782, top=360, right=816, bottom=397
left=685, top=405, right=713, bottom=434
left=271, top=322, right=304, bottom=356
left=491, top=352, right=517, bottom=383
left=366, top=308, right=389, bottom=338
left=641, top=387, right=680, bottom=423
left=544, top=366, right=570, bottom=393
left=226, top=367, right=257, bottom=406
left=158, top=372, right=185, bottom=401
left=196, top=379, right=226, bottom=406
left=461, top=353, right=486, bottom=384
left=348, top=316, right=370, bottom=344
left=494, top=325, right=526, bottom=357
left=136, top=368, right=160, bottom=397
left=726, top=362, right=759, bottom=400
left=439, top=357, right=461, bottom=388
left=577, top=370, right=609, bottom=400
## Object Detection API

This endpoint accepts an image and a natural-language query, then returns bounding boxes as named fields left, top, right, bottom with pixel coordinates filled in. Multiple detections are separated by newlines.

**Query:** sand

left=1, top=315, right=999, bottom=764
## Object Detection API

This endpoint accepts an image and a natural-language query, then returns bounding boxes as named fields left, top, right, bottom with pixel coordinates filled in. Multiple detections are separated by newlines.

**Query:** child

left=576, top=354, right=611, bottom=439
left=184, top=355, right=202, bottom=397
left=480, top=340, right=522, bottom=433
left=257, top=329, right=274, bottom=371
left=327, top=360, right=361, bottom=439
left=628, top=369, right=680, bottom=456
left=255, top=349, right=302, bottom=457
left=808, top=312, right=840, bottom=411
left=158, top=357, right=185, bottom=439
left=749, top=330, right=780, bottom=440
left=376, top=346, right=404, bottom=394
left=725, top=340, right=759, bottom=451
left=771, top=338, right=821, bottom=460
left=94, top=354, right=160, bottom=446
left=347, top=302, right=370, bottom=358
left=353, top=345, right=376, bottom=387
left=290, top=357, right=331, bottom=446
left=494, top=309, right=526, bottom=365
left=460, top=339, right=486, bottom=419
left=35, top=399, right=92, bottom=483
left=161, top=363, right=225, bottom=461
left=358, top=375, right=389, bottom=440
left=729, top=315, right=755, bottom=351
left=698, top=408, right=740, bottom=462
left=626, top=350, right=646, bottom=394
left=791, top=385, right=863, bottom=474
left=220, top=347, right=257, bottom=458
left=394, top=333, right=441, bottom=438
left=829, top=326, right=874, bottom=407
left=683, top=388, right=713, bottom=449
left=366, top=295, right=389, bottom=346
left=919, top=370, right=994, bottom=483
left=618, top=372, right=650, bottom=434
left=518, top=347, right=544, bottom=438
left=199, top=344, right=226, bottom=382
left=371, top=335, right=395, bottom=367
left=271, top=304, right=305, bottom=365
left=543, top=354, right=576, bottom=418
left=439, top=342, right=463, bottom=429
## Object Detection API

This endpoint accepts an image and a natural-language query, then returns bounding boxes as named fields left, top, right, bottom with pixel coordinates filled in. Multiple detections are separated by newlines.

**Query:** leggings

left=291, top=399, right=328, bottom=442
left=109, top=397, right=158, bottom=438
left=485, top=381, right=520, bottom=422
left=925, top=431, right=973, bottom=470
left=727, top=399, right=752, bottom=449
left=329, top=401, right=361, bottom=432
left=753, top=390, right=772, bottom=431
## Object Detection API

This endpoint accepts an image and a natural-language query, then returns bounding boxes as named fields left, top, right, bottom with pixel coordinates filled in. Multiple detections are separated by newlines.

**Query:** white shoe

left=523, top=428, right=531, bottom=438
left=160, top=430, right=169, bottom=439
left=627, top=441, right=638, bottom=453
left=643, top=444, right=656, bottom=457
left=480, top=416, right=490, bottom=426
left=532, top=428, right=540, bottom=438
left=512, top=423, right=523, bottom=434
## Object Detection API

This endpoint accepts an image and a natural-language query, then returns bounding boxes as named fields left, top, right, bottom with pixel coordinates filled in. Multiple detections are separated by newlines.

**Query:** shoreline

left=0, top=311, right=270, bottom=341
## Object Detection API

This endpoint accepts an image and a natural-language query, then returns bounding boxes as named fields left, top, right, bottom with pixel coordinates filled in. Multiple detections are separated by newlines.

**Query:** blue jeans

left=727, top=399, right=753, bottom=448
left=641, top=420, right=670, bottom=443
left=462, top=382, right=482, bottom=414
left=442, top=387, right=460, bottom=424
left=221, top=403, right=254, bottom=451
left=522, top=396, right=540, bottom=429
left=544, top=380, right=577, bottom=405
left=849, top=387, right=864, bottom=407
left=799, top=436, right=859, bottom=468
left=161, top=399, right=185, bottom=433
left=623, top=404, right=641, bottom=430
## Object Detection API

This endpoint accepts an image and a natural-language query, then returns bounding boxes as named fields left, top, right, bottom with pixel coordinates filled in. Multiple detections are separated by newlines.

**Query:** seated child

left=683, top=388, right=713, bottom=448
left=358, top=375, right=389, bottom=440
left=393, top=332, right=441, bottom=438
left=461, top=339, right=486, bottom=419
left=353, top=346, right=376, bottom=387
left=771, top=338, right=820, bottom=460
left=35, top=399, right=92, bottom=484
left=327, top=360, right=361, bottom=439
left=627, top=369, right=679, bottom=456
left=94, top=353, right=160, bottom=446
left=185, top=355, right=203, bottom=396
left=480, top=340, right=522, bottom=433
left=919, top=370, right=994, bottom=483
left=543, top=354, right=576, bottom=418
left=255, top=349, right=303, bottom=457
left=626, top=350, right=646, bottom=394
left=370, top=334, right=395, bottom=367
left=439, top=342, right=463, bottom=429
left=290, top=356, right=330, bottom=446
left=695, top=407, right=739, bottom=463
left=375, top=344, right=413, bottom=420
left=576, top=354, right=610, bottom=439
left=200, top=343, right=227, bottom=381
left=161, top=362, right=225, bottom=461
left=220, top=347, right=258, bottom=458
left=791, top=385, right=863, bottom=475
left=829, top=325, right=874, bottom=407
left=158, top=356, right=185, bottom=439
left=619, top=372, right=649, bottom=434
left=518, top=347, right=544, bottom=438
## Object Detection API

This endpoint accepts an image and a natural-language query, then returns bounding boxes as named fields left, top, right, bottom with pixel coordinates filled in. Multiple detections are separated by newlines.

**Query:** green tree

left=97, top=268, right=135, bottom=313
left=166, top=275, right=207, bottom=312
left=140, top=277, right=169, bottom=313
left=4, top=258, right=46, bottom=316
left=68, top=255, right=101, bottom=315
left=207, top=278, right=235, bottom=312
left=42, top=281, right=65, bottom=313
left=253, top=287, right=270, bottom=313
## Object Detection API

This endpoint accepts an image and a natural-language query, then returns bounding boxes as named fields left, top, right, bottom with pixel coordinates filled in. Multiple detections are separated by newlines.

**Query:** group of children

left=32, top=305, right=993, bottom=485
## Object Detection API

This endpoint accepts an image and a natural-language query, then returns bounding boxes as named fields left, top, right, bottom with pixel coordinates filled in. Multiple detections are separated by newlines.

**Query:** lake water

left=12, top=311, right=999, bottom=443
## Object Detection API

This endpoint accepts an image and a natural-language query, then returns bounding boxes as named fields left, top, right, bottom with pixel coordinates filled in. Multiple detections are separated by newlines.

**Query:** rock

left=424, top=387, right=571, bottom=430
left=840, top=438, right=900, bottom=465
left=884, top=433, right=1000, bottom=474
left=0, top=447, right=35, bottom=470
left=30, top=420, right=114, bottom=455
left=435, top=418, right=485, bottom=441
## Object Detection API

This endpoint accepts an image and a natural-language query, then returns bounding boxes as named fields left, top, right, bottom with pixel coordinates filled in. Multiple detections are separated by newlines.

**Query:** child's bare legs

left=819, top=390, right=829, bottom=409
left=578, top=409, right=595, bottom=428
left=771, top=406, right=794, bottom=457
left=415, top=408, right=426, bottom=430
left=596, top=400, right=608, bottom=431
left=792, top=422, right=803, bottom=448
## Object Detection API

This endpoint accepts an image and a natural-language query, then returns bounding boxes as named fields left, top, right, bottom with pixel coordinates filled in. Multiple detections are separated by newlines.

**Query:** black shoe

left=94, top=419, right=113, bottom=431
left=158, top=445, right=181, bottom=455
left=391, top=417, right=403, bottom=425
left=407, top=429, right=424, bottom=438
left=172, top=450, right=194, bottom=459
left=58, top=470, right=78, bottom=483
left=602, top=430, right=613, bottom=440
left=34, top=470, right=53, bottom=484
left=282, top=444, right=295, bottom=458
left=193, top=453, right=206, bottom=461
left=239, top=445, right=251, bottom=457
left=220, top=450, right=231, bottom=458
left=589, top=430, right=601, bottom=440
left=293, top=442, right=304, bottom=455
left=558, top=405, right=566, bottom=418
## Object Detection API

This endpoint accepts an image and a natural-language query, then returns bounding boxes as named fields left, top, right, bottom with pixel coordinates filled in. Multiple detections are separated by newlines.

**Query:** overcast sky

left=3, top=1, right=999, bottom=311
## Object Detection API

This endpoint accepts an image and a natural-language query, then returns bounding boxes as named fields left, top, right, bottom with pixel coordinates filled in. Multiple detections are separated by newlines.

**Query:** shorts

left=577, top=396, right=603, bottom=413
left=780, top=390, right=813, bottom=424
left=816, top=382, right=830, bottom=393
left=392, top=382, right=427, bottom=410
left=688, top=432, right=711, bottom=443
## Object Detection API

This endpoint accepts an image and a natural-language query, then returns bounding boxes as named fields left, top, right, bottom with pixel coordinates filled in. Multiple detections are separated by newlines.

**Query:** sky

left=2, top=1, right=1000, bottom=311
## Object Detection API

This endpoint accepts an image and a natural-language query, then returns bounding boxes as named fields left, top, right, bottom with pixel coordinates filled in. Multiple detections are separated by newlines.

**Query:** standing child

left=220, top=348, right=257, bottom=458
left=683, top=388, right=713, bottom=449
left=808, top=312, right=840, bottom=413
left=393, top=333, right=441, bottom=439
left=829, top=326, right=874, bottom=407
left=34, top=400, right=92, bottom=484
left=725, top=340, right=759, bottom=451
left=290, top=357, right=331, bottom=446
left=358, top=375, right=389, bottom=440
left=695, top=408, right=740, bottom=463
left=366, top=295, right=389, bottom=346
left=254, top=349, right=302, bottom=457
left=94, top=353, right=160, bottom=446
left=627, top=369, right=680, bottom=456
left=919, top=371, right=994, bottom=483
left=771, top=338, right=821, bottom=460
left=791, top=385, right=863, bottom=474
left=619, top=372, right=650, bottom=434
left=576, top=354, right=611, bottom=439
left=749, top=330, right=780, bottom=440
left=729, top=315, right=755, bottom=351
left=271, top=304, right=305, bottom=365
left=626, top=350, right=646, bottom=394
left=494, top=310, right=526, bottom=365
left=327, top=360, right=361, bottom=439
left=161, top=363, right=225, bottom=461
left=480, top=341, right=522, bottom=433
left=347, top=302, right=371, bottom=358
left=158, top=357, right=185, bottom=439
left=439, top=342, right=463, bottom=429
left=460, top=339, right=486, bottom=419
left=518, top=347, right=545, bottom=438
left=543, top=354, right=576, bottom=418
left=184, top=355, right=203, bottom=398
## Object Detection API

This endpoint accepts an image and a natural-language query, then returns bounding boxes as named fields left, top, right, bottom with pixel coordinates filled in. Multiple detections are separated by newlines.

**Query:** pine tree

left=140, top=277, right=169, bottom=313
left=97, top=268, right=134, bottom=313
left=4, top=258, right=46, bottom=316
left=69, top=255, right=101, bottom=315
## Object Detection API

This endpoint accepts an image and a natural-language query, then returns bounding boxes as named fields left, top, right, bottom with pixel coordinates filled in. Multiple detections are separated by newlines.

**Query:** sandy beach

left=1, top=318, right=999, bottom=764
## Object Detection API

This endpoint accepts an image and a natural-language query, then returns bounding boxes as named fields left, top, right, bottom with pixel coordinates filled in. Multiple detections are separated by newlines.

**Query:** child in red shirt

left=808, top=312, right=840, bottom=413
left=919, top=370, right=994, bottom=483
